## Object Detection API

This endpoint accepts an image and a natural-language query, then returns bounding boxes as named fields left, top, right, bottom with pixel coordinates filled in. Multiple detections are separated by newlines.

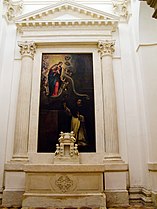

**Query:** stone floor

left=0, top=206, right=155, bottom=209
left=108, top=207, right=154, bottom=209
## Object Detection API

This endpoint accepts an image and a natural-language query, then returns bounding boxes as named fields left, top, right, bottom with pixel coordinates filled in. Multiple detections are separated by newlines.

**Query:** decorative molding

left=16, top=0, right=118, bottom=21
left=15, top=0, right=119, bottom=32
left=112, top=0, right=130, bottom=21
left=3, top=0, right=23, bottom=22
left=98, top=40, right=115, bottom=57
left=16, top=20, right=117, bottom=26
left=148, top=162, right=157, bottom=171
left=18, top=41, right=36, bottom=59
left=129, top=187, right=153, bottom=206
left=136, top=42, right=157, bottom=52
left=16, top=20, right=118, bottom=34
left=5, top=162, right=25, bottom=171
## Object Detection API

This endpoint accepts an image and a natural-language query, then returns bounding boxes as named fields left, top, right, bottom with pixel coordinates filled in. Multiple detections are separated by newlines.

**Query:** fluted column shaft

left=12, top=42, right=36, bottom=160
left=98, top=40, right=120, bottom=159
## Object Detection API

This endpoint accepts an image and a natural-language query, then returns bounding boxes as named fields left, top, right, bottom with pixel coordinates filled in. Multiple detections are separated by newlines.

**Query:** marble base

left=3, top=163, right=129, bottom=208
left=22, top=194, right=106, bottom=208
left=22, top=164, right=106, bottom=208
left=2, top=191, right=24, bottom=207
left=105, top=190, right=129, bottom=207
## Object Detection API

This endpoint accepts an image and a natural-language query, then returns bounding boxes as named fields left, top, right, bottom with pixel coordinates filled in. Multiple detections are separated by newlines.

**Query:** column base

left=104, top=160, right=129, bottom=207
left=129, top=187, right=153, bottom=206
left=11, top=154, right=29, bottom=162
left=148, top=163, right=157, bottom=208
left=103, top=153, right=123, bottom=163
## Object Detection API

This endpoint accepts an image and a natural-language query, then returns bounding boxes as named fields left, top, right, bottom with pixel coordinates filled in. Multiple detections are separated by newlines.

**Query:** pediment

left=16, top=0, right=119, bottom=29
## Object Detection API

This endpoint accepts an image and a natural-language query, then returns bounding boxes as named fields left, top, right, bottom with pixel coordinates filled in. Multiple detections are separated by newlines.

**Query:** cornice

left=16, top=0, right=119, bottom=21
left=15, top=1, right=119, bottom=32
left=16, top=19, right=118, bottom=32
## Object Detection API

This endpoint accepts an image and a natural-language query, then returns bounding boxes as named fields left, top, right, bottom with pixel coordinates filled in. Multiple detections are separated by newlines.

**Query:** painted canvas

left=38, top=53, right=96, bottom=152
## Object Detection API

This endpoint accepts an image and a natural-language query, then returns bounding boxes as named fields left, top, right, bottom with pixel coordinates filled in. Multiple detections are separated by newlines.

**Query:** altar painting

left=38, top=53, right=96, bottom=152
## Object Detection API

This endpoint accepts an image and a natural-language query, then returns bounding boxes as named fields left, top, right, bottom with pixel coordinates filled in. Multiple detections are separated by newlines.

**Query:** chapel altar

left=2, top=1, right=129, bottom=208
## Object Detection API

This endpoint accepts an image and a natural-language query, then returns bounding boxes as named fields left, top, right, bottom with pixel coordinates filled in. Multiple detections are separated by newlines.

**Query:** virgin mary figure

left=48, top=61, right=63, bottom=96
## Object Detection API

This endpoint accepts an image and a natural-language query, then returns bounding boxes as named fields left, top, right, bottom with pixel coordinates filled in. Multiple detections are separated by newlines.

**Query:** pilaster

left=98, top=40, right=121, bottom=162
left=12, top=41, right=36, bottom=161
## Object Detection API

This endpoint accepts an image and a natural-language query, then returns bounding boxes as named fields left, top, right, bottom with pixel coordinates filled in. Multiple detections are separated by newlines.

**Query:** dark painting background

left=38, top=53, right=96, bottom=152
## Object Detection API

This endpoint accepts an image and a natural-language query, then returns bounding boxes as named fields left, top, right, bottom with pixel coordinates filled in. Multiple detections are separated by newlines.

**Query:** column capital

left=18, top=41, right=36, bottom=59
left=98, top=40, right=115, bottom=58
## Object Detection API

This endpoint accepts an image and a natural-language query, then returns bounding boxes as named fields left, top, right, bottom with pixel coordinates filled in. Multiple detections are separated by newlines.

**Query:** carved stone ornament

left=112, top=0, right=129, bottom=19
left=98, top=40, right=115, bottom=58
left=18, top=41, right=36, bottom=59
left=3, top=0, right=23, bottom=22
left=55, top=175, right=73, bottom=193
left=54, top=131, right=80, bottom=164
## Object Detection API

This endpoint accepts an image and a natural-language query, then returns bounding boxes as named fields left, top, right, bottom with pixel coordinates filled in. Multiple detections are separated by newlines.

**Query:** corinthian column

left=98, top=40, right=121, bottom=161
left=12, top=41, right=36, bottom=161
